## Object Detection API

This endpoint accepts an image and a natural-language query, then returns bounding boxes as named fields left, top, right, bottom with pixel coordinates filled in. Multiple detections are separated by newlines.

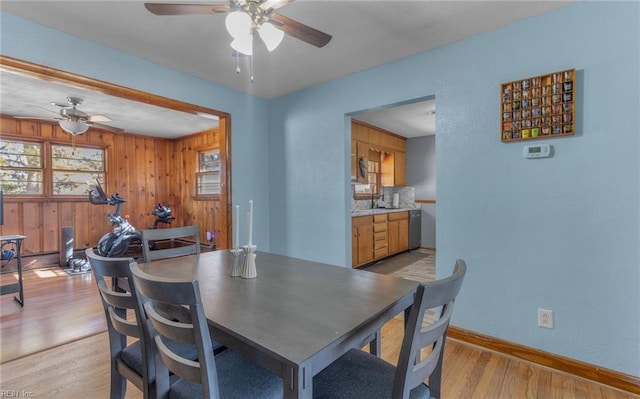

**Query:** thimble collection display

left=501, top=69, right=575, bottom=142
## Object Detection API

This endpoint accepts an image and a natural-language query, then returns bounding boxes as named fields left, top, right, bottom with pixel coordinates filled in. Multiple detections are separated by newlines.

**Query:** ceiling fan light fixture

left=258, top=22, right=284, bottom=51
left=231, top=33, right=254, bottom=56
left=225, top=11, right=252, bottom=38
left=59, top=119, right=89, bottom=135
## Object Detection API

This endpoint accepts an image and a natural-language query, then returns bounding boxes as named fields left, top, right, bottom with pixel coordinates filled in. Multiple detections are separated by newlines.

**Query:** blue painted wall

left=268, top=2, right=639, bottom=376
left=406, top=135, right=436, bottom=249
left=2, top=1, right=639, bottom=376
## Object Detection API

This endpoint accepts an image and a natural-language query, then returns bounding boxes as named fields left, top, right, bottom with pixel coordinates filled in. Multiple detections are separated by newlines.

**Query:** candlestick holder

left=230, top=248, right=244, bottom=277
left=241, top=244, right=257, bottom=279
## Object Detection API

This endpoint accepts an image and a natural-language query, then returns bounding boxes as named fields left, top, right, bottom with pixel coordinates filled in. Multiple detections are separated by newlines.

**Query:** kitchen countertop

left=351, top=208, right=413, bottom=217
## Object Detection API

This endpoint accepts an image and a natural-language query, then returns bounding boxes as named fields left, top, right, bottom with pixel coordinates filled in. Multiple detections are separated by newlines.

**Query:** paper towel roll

left=392, top=193, right=399, bottom=208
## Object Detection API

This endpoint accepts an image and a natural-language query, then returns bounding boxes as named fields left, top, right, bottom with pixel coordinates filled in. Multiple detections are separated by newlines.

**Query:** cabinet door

left=357, top=222, right=374, bottom=265
left=398, top=218, right=409, bottom=251
left=352, top=216, right=374, bottom=267
left=388, top=220, right=399, bottom=254
left=352, top=222, right=359, bottom=266
left=394, top=151, right=406, bottom=186
left=351, top=140, right=358, bottom=182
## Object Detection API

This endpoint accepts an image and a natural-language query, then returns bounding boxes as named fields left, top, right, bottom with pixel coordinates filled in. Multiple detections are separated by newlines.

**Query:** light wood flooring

left=1, top=258, right=637, bottom=398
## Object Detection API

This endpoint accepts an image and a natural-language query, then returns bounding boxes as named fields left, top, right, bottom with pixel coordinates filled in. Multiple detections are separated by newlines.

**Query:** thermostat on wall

left=523, top=144, right=551, bottom=159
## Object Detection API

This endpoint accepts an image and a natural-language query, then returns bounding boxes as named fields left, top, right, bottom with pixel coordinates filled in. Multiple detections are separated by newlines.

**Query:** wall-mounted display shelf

left=501, top=69, right=575, bottom=142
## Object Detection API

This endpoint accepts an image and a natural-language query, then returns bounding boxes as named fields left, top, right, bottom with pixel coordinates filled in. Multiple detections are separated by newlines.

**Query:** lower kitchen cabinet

left=352, top=211, right=409, bottom=268
left=373, top=213, right=388, bottom=260
left=352, top=215, right=374, bottom=267
left=388, top=211, right=409, bottom=255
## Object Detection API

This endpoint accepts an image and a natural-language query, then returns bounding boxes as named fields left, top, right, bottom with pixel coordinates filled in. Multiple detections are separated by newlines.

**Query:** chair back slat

left=108, top=306, right=141, bottom=338
left=131, top=263, right=219, bottom=398
left=153, top=334, right=202, bottom=383
left=143, top=302, right=196, bottom=345
left=86, top=247, right=157, bottom=398
left=97, top=279, right=136, bottom=309
left=393, top=259, right=467, bottom=399
left=141, top=225, right=200, bottom=263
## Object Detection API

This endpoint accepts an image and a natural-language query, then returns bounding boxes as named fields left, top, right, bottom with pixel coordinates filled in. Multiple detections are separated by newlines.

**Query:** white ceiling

left=0, top=71, right=220, bottom=139
left=0, top=0, right=573, bottom=138
left=354, top=98, right=436, bottom=138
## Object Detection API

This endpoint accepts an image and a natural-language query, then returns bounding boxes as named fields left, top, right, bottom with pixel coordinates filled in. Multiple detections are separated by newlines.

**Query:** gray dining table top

left=137, top=250, right=417, bottom=389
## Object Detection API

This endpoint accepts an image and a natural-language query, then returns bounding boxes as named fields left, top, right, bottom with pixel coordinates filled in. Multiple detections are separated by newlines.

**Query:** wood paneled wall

left=171, top=118, right=228, bottom=250
left=0, top=115, right=228, bottom=256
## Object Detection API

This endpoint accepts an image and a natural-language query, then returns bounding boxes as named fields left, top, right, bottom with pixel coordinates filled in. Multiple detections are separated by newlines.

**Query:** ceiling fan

left=144, top=0, right=332, bottom=53
left=15, top=97, right=124, bottom=135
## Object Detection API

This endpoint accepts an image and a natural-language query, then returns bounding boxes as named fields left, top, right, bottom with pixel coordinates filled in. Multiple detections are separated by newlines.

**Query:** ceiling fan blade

left=270, top=14, right=331, bottom=48
left=27, top=104, right=61, bottom=116
left=13, top=115, right=59, bottom=122
left=144, top=3, right=230, bottom=15
left=87, top=114, right=112, bottom=123
left=262, top=0, right=296, bottom=12
left=88, top=122, right=124, bottom=133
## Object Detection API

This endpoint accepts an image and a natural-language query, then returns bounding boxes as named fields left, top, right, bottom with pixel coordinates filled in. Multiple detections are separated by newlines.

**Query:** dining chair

left=86, top=248, right=211, bottom=399
left=130, top=263, right=284, bottom=399
left=141, top=225, right=200, bottom=263
left=313, top=259, right=467, bottom=399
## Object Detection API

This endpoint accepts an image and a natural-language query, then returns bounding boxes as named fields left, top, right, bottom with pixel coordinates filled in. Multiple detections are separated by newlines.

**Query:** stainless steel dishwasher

left=409, top=209, right=422, bottom=249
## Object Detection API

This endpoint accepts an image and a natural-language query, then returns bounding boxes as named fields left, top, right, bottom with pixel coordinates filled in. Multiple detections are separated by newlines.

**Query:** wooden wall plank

left=1, top=115, right=227, bottom=255
left=41, top=202, right=59, bottom=252
left=22, top=203, right=41, bottom=253
left=0, top=203, right=21, bottom=237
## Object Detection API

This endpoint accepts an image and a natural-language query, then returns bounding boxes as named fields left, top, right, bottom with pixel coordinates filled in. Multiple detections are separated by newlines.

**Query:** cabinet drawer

left=373, top=214, right=387, bottom=223
left=373, top=222, right=387, bottom=233
left=352, top=215, right=372, bottom=228
left=388, top=211, right=408, bottom=221
left=374, top=231, right=387, bottom=242
left=374, top=248, right=388, bottom=259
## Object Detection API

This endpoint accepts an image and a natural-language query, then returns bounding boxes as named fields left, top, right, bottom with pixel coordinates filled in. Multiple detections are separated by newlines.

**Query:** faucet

left=371, top=187, right=376, bottom=209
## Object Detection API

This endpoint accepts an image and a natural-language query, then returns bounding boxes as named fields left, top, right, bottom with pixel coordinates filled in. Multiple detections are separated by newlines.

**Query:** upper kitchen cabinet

left=351, top=120, right=406, bottom=188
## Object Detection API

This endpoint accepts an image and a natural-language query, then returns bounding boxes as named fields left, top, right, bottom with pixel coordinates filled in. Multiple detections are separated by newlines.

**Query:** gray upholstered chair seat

left=120, top=341, right=144, bottom=375
left=314, top=260, right=467, bottom=399
left=131, top=263, right=284, bottom=399
left=167, top=350, right=283, bottom=399
left=313, top=348, right=430, bottom=399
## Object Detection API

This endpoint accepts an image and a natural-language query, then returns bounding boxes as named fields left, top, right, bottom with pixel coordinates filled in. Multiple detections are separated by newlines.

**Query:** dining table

left=136, top=249, right=418, bottom=399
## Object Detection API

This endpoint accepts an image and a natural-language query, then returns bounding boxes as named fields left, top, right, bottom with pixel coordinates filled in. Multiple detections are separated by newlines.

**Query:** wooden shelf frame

left=501, top=69, right=575, bottom=142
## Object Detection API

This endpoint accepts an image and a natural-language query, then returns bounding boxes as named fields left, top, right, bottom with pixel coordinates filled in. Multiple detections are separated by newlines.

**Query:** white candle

left=234, top=205, right=240, bottom=249
left=248, top=200, right=253, bottom=246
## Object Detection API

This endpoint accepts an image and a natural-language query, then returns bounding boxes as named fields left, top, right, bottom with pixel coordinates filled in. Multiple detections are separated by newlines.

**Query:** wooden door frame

left=0, top=55, right=233, bottom=249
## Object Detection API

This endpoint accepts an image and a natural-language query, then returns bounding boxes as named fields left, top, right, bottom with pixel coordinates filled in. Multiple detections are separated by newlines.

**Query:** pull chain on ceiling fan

left=144, top=0, right=332, bottom=81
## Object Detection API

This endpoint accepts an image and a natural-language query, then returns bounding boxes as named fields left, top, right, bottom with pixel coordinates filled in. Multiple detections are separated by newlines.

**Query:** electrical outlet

left=537, top=308, right=553, bottom=329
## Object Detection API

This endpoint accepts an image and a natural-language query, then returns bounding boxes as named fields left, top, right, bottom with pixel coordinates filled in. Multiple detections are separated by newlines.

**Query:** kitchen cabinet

left=394, top=152, right=406, bottom=187
left=351, top=140, right=369, bottom=183
left=351, top=120, right=406, bottom=187
left=373, top=214, right=388, bottom=260
left=352, top=215, right=374, bottom=267
left=388, top=211, right=409, bottom=255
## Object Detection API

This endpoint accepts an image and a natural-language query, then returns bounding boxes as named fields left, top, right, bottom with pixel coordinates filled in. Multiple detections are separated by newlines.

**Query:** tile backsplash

left=351, top=186, right=418, bottom=212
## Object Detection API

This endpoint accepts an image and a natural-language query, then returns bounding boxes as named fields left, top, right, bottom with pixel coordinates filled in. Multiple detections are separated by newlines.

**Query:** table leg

left=14, top=239, right=24, bottom=306
left=368, top=329, right=381, bottom=357
left=283, top=365, right=312, bottom=399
